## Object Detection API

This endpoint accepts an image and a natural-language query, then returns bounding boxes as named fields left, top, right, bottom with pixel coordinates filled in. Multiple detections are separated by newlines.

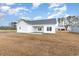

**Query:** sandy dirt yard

left=0, top=32, right=79, bottom=56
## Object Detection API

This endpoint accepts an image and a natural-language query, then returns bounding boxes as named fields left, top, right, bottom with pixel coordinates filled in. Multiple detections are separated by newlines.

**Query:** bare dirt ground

left=0, top=32, right=79, bottom=56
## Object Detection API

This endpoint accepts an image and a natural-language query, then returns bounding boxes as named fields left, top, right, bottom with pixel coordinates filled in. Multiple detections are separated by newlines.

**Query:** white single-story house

left=16, top=19, right=60, bottom=33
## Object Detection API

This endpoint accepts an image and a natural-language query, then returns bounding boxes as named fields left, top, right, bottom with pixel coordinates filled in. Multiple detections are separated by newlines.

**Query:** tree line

left=0, top=22, right=17, bottom=30
left=58, top=15, right=79, bottom=30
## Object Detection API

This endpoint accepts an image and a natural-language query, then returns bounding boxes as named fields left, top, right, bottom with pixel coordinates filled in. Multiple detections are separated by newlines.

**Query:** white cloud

left=48, top=12, right=62, bottom=19
left=20, top=16, right=30, bottom=20
left=54, top=5, right=67, bottom=12
left=8, top=9, right=17, bottom=15
left=33, top=16, right=42, bottom=20
left=64, top=14, right=69, bottom=17
left=0, top=6, right=10, bottom=12
left=48, top=13, right=60, bottom=19
left=49, top=3, right=64, bottom=8
left=0, top=5, right=29, bottom=15
left=15, top=7, right=28, bottom=11
left=48, top=5, right=67, bottom=19
left=0, top=13, right=5, bottom=18
left=32, top=3, right=42, bottom=9
left=5, top=3, right=15, bottom=5
left=8, top=7, right=28, bottom=15
left=48, top=12, right=50, bottom=15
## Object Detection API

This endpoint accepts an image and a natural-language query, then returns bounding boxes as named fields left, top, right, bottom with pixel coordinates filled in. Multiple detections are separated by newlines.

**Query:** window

left=19, top=27, right=21, bottom=29
left=47, top=27, right=52, bottom=31
left=38, top=27, right=42, bottom=31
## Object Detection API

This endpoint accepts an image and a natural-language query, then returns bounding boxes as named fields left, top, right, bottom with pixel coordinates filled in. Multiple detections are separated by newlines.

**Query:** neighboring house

left=16, top=19, right=59, bottom=33
left=67, top=24, right=79, bottom=33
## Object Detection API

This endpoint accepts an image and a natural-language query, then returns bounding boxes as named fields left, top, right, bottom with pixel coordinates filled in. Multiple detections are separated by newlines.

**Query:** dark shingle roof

left=19, top=19, right=57, bottom=25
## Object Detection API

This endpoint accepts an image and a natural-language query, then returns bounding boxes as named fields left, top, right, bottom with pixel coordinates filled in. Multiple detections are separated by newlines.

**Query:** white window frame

left=47, top=27, right=52, bottom=31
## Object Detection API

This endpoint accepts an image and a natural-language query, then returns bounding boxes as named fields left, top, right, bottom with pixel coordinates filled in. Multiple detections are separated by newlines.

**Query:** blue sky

left=0, top=3, right=79, bottom=26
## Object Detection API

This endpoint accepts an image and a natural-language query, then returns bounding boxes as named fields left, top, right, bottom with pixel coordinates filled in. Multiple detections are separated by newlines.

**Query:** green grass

left=0, top=30, right=16, bottom=32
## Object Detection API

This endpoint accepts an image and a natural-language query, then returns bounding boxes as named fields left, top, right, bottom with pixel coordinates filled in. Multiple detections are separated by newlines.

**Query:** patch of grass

left=0, top=30, right=16, bottom=33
